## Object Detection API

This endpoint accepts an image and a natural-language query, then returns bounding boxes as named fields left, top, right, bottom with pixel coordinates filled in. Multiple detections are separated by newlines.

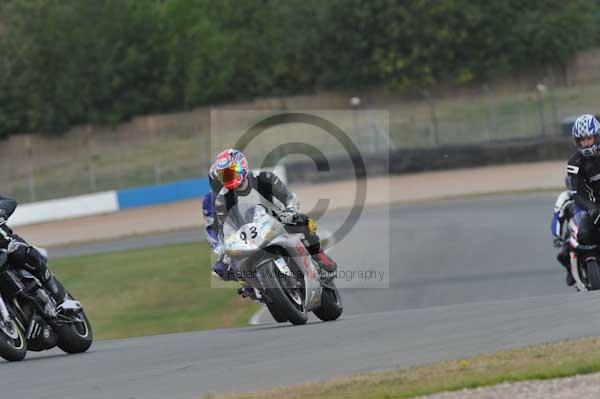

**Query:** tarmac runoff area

left=13, top=160, right=565, bottom=248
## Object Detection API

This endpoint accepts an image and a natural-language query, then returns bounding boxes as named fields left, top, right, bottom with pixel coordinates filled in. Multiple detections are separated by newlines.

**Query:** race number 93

left=240, top=225, right=258, bottom=244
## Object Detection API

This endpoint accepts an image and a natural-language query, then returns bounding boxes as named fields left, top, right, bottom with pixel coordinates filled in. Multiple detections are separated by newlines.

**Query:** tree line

left=0, top=0, right=595, bottom=137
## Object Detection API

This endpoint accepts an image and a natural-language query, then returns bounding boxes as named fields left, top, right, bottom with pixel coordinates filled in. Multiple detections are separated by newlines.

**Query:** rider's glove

left=212, top=256, right=236, bottom=281
left=222, top=254, right=231, bottom=265
left=211, top=242, right=224, bottom=258
left=279, top=209, right=297, bottom=224
left=212, top=260, right=228, bottom=280
left=553, top=237, right=563, bottom=248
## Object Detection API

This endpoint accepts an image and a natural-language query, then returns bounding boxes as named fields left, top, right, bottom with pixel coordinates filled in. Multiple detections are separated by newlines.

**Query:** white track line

left=249, top=305, right=270, bottom=325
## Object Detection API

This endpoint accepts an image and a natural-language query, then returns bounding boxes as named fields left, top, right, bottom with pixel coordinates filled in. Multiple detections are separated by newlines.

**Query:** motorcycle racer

left=551, top=177, right=575, bottom=286
left=0, top=195, right=66, bottom=305
left=566, top=114, right=600, bottom=281
left=203, top=190, right=258, bottom=297
left=210, top=149, right=337, bottom=278
left=202, top=191, right=231, bottom=279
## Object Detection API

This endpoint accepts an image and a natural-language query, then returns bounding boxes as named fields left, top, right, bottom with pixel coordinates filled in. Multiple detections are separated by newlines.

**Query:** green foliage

left=0, top=0, right=596, bottom=137
left=0, top=0, right=165, bottom=134
left=370, top=0, right=597, bottom=89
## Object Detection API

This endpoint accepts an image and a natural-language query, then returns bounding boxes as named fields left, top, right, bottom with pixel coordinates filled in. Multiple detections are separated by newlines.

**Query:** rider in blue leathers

left=203, top=191, right=255, bottom=297
left=202, top=149, right=337, bottom=296
left=551, top=176, right=576, bottom=286
left=202, top=192, right=230, bottom=279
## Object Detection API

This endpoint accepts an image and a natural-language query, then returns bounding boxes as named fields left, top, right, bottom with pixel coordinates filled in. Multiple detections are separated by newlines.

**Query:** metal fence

left=1, top=78, right=596, bottom=204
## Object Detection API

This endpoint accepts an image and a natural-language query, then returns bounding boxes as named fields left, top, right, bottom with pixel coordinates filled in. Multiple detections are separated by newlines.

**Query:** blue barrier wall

left=13, top=167, right=286, bottom=225
left=117, top=177, right=210, bottom=210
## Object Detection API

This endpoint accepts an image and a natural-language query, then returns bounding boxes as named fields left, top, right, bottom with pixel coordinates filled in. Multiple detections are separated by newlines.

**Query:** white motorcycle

left=222, top=204, right=342, bottom=325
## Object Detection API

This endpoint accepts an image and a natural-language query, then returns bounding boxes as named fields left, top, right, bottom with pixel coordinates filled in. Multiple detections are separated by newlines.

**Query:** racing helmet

left=214, top=149, right=249, bottom=190
left=572, top=114, right=600, bottom=157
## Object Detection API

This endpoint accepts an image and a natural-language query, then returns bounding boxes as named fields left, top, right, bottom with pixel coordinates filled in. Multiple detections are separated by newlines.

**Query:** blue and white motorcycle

left=555, top=190, right=600, bottom=291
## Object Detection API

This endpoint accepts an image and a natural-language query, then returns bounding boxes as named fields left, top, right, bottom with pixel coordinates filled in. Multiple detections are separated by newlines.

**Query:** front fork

left=0, top=292, right=20, bottom=340
left=570, top=252, right=588, bottom=292
left=0, top=292, right=11, bottom=322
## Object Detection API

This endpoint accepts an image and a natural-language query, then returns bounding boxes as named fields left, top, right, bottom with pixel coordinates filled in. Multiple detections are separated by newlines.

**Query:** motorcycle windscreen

left=222, top=203, right=261, bottom=235
left=223, top=204, right=280, bottom=255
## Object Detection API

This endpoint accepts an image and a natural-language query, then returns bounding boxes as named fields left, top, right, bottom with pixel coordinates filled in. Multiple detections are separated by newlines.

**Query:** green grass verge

left=50, top=241, right=260, bottom=340
left=210, top=337, right=600, bottom=399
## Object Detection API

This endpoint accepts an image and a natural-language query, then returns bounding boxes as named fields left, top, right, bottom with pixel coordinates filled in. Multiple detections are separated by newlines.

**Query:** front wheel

left=0, top=320, right=27, bottom=362
left=587, top=259, right=600, bottom=290
left=258, top=261, right=308, bottom=326
left=265, top=301, right=288, bottom=323
left=55, top=293, right=93, bottom=354
left=313, top=283, right=343, bottom=322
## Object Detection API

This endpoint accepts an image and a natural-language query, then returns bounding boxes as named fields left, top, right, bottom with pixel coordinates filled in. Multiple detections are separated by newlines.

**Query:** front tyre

left=313, top=283, right=343, bottom=321
left=587, top=259, right=600, bottom=290
left=258, top=261, right=308, bottom=326
left=0, top=320, right=27, bottom=361
left=55, top=295, right=93, bottom=354
left=265, top=301, right=288, bottom=323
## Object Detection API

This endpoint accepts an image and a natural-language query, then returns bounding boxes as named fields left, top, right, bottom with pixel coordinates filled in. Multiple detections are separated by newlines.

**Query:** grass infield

left=208, top=337, right=600, bottom=399
left=50, top=241, right=259, bottom=339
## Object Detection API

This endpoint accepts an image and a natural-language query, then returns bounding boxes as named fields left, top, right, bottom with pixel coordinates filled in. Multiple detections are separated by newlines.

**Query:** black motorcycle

left=0, top=250, right=92, bottom=361
left=565, top=210, right=600, bottom=291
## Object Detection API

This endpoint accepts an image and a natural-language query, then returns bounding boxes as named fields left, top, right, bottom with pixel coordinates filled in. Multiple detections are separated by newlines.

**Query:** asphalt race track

left=5, top=192, right=597, bottom=399
left=51, top=192, right=570, bottom=315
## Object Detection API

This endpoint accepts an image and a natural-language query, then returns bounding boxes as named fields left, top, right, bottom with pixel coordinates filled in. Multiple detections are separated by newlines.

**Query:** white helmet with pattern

left=572, top=114, right=600, bottom=157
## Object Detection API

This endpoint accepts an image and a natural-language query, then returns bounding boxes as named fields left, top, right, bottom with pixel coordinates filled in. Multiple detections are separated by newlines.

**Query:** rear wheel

left=587, top=259, right=600, bottom=290
left=313, top=282, right=343, bottom=322
left=258, top=261, right=308, bottom=325
left=0, top=319, right=27, bottom=362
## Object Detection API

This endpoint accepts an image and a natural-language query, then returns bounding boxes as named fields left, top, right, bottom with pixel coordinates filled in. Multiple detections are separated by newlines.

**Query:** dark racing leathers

left=566, top=152, right=600, bottom=258
left=0, top=196, right=66, bottom=304
left=213, top=171, right=337, bottom=275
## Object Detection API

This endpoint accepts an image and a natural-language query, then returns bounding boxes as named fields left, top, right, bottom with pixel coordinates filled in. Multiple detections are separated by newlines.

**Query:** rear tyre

left=587, top=259, right=600, bottom=290
left=313, top=283, right=343, bottom=322
left=258, top=261, right=308, bottom=326
left=0, top=320, right=27, bottom=362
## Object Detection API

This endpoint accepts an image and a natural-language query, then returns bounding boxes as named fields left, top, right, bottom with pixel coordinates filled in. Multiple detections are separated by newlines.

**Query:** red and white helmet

left=213, top=149, right=249, bottom=190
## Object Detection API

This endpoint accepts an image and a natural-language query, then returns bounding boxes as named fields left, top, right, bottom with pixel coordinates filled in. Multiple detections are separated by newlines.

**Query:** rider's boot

left=313, top=249, right=337, bottom=274
left=557, top=244, right=575, bottom=287
left=301, top=227, right=337, bottom=275
left=565, top=269, right=576, bottom=287
left=42, top=273, right=68, bottom=305
left=237, top=280, right=257, bottom=300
